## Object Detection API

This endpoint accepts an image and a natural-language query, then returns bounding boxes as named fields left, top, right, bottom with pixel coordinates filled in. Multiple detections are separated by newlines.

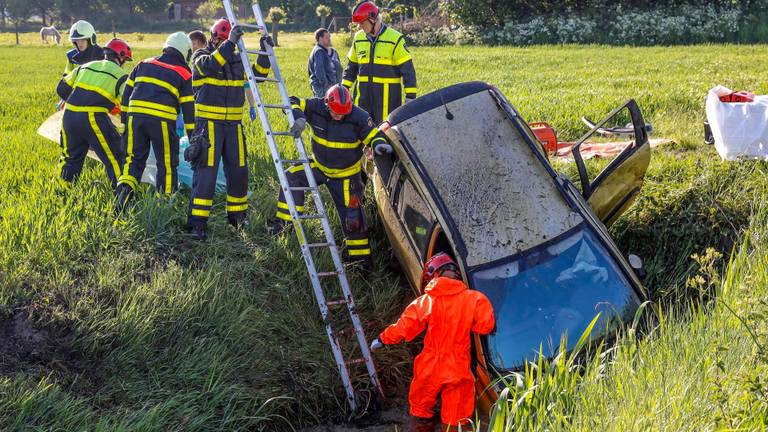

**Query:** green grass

left=1, top=32, right=767, bottom=430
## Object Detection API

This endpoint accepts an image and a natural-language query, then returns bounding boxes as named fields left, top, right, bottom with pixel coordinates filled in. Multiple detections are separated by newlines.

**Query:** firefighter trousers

left=187, top=119, right=248, bottom=229
left=118, top=114, right=179, bottom=194
left=276, top=163, right=370, bottom=261
left=58, top=110, right=124, bottom=188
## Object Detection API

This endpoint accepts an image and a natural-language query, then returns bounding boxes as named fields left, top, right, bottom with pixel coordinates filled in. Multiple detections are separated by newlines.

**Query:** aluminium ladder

left=221, top=0, right=384, bottom=413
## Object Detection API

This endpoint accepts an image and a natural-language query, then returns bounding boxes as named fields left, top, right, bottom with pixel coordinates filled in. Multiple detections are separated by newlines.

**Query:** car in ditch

left=368, top=81, right=651, bottom=410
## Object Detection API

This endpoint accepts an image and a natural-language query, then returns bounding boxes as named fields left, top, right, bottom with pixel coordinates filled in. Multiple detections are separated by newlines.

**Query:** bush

left=405, top=25, right=481, bottom=46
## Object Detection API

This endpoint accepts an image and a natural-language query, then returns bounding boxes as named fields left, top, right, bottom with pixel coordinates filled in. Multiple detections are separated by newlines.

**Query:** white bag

left=706, top=85, right=768, bottom=160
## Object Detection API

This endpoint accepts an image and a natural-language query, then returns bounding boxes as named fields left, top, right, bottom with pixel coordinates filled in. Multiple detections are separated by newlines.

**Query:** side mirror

left=628, top=254, right=646, bottom=280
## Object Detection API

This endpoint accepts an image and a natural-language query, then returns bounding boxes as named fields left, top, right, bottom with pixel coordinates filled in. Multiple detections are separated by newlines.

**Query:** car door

left=571, top=99, right=651, bottom=227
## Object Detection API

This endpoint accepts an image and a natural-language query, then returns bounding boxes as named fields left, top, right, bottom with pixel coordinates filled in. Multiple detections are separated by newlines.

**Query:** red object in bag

left=720, top=91, right=755, bottom=103
left=529, top=122, right=558, bottom=154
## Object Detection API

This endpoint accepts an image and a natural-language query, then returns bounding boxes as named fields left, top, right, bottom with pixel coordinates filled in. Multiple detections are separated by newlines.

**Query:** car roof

left=388, top=82, right=584, bottom=268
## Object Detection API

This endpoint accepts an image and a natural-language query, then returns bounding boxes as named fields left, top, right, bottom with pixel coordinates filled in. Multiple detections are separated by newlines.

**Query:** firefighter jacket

left=64, top=44, right=104, bottom=75
left=342, top=25, right=417, bottom=122
left=191, top=40, right=270, bottom=123
left=290, top=96, right=388, bottom=179
left=121, top=50, right=195, bottom=134
left=57, top=59, right=128, bottom=114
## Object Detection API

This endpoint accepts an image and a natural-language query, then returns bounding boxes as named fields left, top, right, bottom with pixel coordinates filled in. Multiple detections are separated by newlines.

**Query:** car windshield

left=472, top=225, right=641, bottom=371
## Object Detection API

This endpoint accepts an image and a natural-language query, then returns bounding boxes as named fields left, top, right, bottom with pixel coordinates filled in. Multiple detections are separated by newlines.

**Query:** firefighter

left=183, top=19, right=272, bottom=240
left=342, top=1, right=417, bottom=124
left=114, top=32, right=195, bottom=210
left=64, top=20, right=104, bottom=75
left=370, top=253, right=496, bottom=429
left=267, top=84, right=392, bottom=270
left=55, top=39, right=132, bottom=188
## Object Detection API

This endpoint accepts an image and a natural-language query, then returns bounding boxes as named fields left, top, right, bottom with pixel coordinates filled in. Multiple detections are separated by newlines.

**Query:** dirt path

left=300, top=406, right=410, bottom=432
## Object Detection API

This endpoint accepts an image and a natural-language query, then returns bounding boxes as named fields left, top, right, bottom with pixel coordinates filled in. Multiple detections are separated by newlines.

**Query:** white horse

left=40, top=26, right=61, bottom=44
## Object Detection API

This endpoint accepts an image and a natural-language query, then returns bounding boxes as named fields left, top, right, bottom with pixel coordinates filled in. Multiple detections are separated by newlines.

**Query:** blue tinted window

left=472, top=225, right=640, bottom=371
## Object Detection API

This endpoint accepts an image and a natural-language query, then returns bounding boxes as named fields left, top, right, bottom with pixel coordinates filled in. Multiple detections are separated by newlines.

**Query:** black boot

left=405, top=416, right=437, bottom=432
left=266, top=219, right=289, bottom=236
left=228, top=213, right=249, bottom=230
left=189, top=225, right=207, bottom=241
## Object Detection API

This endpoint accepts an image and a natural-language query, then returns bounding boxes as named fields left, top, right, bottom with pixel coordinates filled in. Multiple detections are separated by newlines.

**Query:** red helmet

left=352, top=1, right=380, bottom=24
left=105, top=39, right=132, bottom=64
left=325, top=85, right=353, bottom=116
left=210, top=18, right=231, bottom=41
left=421, top=252, right=459, bottom=287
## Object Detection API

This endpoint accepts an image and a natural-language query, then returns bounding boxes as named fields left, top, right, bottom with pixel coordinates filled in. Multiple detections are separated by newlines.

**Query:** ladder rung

left=317, top=271, right=339, bottom=277
left=280, top=159, right=310, bottom=165
left=263, top=104, right=291, bottom=109
left=239, top=23, right=265, bottom=30
left=348, top=358, right=366, bottom=365
left=326, top=299, right=349, bottom=307
left=298, top=213, right=324, bottom=220
left=306, top=242, right=332, bottom=248
left=271, top=131, right=294, bottom=137
left=253, top=77, right=280, bottom=83
left=290, top=186, right=318, bottom=192
left=247, top=49, right=270, bottom=56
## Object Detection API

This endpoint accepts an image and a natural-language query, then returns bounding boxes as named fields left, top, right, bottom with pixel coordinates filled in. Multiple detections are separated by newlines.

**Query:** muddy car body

left=369, top=82, right=651, bottom=410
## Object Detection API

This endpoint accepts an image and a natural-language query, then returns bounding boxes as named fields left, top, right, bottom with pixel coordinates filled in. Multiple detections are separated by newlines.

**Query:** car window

left=395, top=175, right=435, bottom=258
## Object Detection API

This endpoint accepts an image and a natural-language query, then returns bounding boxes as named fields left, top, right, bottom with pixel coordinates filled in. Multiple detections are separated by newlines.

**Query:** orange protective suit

left=380, top=276, right=495, bottom=426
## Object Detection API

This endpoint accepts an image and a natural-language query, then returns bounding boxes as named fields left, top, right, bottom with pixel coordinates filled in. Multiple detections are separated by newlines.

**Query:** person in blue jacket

left=308, top=28, right=342, bottom=98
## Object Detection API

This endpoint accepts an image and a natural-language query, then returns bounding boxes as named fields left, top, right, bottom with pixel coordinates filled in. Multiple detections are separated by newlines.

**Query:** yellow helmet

left=164, top=31, right=193, bottom=61
left=69, top=20, right=96, bottom=44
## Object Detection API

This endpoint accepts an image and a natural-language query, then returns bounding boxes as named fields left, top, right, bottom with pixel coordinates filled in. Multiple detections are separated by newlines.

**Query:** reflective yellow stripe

left=135, top=76, right=180, bottom=98
left=129, top=100, right=177, bottom=115
left=372, top=57, right=397, bottom=66
left=88, top=112, right=121, bottom=179
left=185, top=123, right=195, bottom=131
left=194, top=198, right=213, bottom=206
left=348, top=249, right=371, bottom=256
left=311, top=134, right=361, bottom=150
left=342, top=79, right=354, bottom=88
left=404, top=87, right=418, bottom=94
left=227, top=204, right=248, bottom=212
left=196, top=104, right=243, bottom=114
left=358, top=76, right=401, bottom=84
left=344, top=178, right=350, bottom=207
left=277, top=201, right=304, bottom=212
left=127, top=107, right=178, bottom=121
left=254, top=63, right=269, bottom=75
left=237, top=124, right=245, bottom=167
left=382, top=83, right=390, bottom=120
left=213, top=50, right=226, bottom=66
left=117, top=174, right=138, bottom=189
left=346, top=239, right=369, bottom=246
left=393, top=55, right=412, bottom=66
left=161, top=121, right=172, bottom=194
left=191, top=208, right=210, bottom=217
left=58, top=127, right=69, bottom=176
left=126, top=78, right=134, bottom=87
left=125, top=116, right=135, bottom=169
left=74, top=82, right=120, bottom=106
left=314, top=160, right=360, bottom=178
left=362, top=127, right=380, bottom=146
left=193, top=77, right=244, bottom=87
left=195, top=111, right=243, bottom=121
left=65, top=104, right=110, bottom=113
left=207, top=121, right=215, bottom=166
left=179, top=95, right=194, bottom=103
left=227, top=195, right=247, bottom=203
left=276, top=211, right=292, bottom=221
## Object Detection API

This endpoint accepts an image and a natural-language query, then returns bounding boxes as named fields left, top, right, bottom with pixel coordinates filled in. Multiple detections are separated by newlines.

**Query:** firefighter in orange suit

left=370, top=253, right=495, bottom=429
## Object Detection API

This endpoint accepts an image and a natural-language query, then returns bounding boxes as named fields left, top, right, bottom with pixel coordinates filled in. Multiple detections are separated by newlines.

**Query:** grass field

left=0, top=31, right=767, bottom=430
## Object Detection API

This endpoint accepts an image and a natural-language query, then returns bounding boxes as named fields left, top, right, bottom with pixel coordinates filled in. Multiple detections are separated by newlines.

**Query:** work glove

left=184, top=131, right=210, bottom=169
left=260, top=35, right=274, bottom=50
left=228, top=25, right=244, bottom=44
left=374, top=142, right=393, bottom=155
left=249, top=106, right=257, bottom=121
left=290, top=117, right=306, bottom=139
left=370, top=338, right=383, bottom=351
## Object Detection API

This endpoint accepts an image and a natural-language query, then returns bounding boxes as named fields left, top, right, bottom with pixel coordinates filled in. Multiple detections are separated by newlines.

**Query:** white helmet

left=69, top=20, right=96, bottom=44
left=164, top=31, right=193, bottom=61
